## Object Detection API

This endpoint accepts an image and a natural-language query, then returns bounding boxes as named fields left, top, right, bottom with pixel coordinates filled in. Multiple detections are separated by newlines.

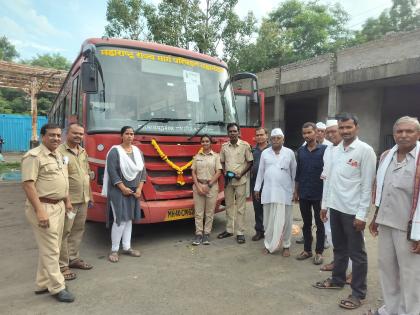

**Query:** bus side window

left=71, top=77, right=79, bottom=115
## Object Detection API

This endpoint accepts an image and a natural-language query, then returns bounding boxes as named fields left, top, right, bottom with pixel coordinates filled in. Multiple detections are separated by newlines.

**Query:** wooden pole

left=30, top=77, right=39, bottom=148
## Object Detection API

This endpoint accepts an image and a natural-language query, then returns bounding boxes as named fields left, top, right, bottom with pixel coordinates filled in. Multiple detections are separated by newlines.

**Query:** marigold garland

left=151, top=139, right=202, bottom=186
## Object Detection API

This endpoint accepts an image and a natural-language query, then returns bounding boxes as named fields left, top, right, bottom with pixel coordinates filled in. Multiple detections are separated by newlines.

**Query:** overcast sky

left=1, top=0, right=392, bottom=61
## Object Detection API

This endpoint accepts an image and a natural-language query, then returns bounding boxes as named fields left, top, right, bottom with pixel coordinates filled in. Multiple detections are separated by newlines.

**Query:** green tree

left=0, top=36, right=19, bottom=61
left=105, top=0, right=153, bottom=40
left=269, top=0, right=351, bottom=62
left=231, top=0, right=354, bottom=73
left=147, top=0, right=201, bottom=49
left=356, top=0, right=420, bottom=42
left=22, top=53, right=71, bottom=70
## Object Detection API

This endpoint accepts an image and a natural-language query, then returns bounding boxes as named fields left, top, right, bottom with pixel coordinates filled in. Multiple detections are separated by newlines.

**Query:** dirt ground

left=0, top=182, right=383, bottom=315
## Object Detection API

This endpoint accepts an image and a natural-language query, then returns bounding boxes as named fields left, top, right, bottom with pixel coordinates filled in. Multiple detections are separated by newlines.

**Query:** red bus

left=49, top=38, right=259, bottom=224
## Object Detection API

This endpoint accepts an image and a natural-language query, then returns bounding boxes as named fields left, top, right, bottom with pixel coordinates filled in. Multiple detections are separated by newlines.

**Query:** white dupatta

left=101, top=145, right=144, bottom=197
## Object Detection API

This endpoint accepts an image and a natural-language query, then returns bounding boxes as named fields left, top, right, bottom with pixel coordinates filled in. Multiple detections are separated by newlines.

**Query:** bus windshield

left=87, top=46, right=237, bottom=136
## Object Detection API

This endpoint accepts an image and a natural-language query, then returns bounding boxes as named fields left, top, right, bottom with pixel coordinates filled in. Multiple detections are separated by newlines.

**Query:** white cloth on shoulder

left=101, top=145, right=144, bottom=197
left=375, top=142, right=419, bottom=207
left=375, top=141, right=420, bottom=241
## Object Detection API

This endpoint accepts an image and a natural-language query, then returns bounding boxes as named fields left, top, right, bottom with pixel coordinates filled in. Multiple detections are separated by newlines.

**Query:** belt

left=39, top=197, right=63, bottom=204
left=197, top=179, right=210, bottom=184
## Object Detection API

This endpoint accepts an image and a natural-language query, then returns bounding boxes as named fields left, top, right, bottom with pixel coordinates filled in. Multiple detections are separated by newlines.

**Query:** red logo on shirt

left=347, top=159, right=359, bottom=168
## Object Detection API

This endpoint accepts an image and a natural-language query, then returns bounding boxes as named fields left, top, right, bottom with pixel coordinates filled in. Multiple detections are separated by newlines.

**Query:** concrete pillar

left=272, top=67, right=285, bottom=129
left=273, top=95, right=285, bottom=129
left=328, top=84, right=341, bottom=118
left=327, top=53, right=341, bottom=118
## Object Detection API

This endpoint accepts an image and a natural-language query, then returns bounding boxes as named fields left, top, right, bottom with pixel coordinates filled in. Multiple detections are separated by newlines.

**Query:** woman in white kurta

left=254, top=128, right=297, bottom=255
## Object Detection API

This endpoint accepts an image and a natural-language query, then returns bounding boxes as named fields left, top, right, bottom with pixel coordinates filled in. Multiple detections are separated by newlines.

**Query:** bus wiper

left=135, top=118, right=191, bottom=133
left=188, top=121, right=225, bottom=140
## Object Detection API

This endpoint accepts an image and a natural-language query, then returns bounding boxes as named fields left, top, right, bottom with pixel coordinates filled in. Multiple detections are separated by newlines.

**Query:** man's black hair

left=40, top=123, right=61, bottom=135
left=336, top=112, right=359, bottom=126
left=226, top=122, right=240, bottom=132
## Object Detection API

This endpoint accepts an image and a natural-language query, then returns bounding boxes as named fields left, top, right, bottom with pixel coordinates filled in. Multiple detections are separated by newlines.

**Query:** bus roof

left=81, top=38, right=227, bottom=68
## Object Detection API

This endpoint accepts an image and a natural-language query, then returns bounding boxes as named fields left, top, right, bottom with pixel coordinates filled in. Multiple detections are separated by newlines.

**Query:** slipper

left=313, top=278, right=343, bottom=289
left=108, top=251, right=119, bottom=263
left=282, top=248, right=290, bottom=257
left=121, top=248, right=141, bottom=257
left=320, top=262, right=334, bottom=271
left=60, top=267, right=77, bottom=281
left=339, top=295, right=363, bottom=309
left=296, top=251, right=313, bottom=260
left=69, top=259, right=93, bottom=270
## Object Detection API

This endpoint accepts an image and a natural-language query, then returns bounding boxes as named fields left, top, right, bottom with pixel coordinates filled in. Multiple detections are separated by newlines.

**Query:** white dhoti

left=263, top=203, right=293, bottom=253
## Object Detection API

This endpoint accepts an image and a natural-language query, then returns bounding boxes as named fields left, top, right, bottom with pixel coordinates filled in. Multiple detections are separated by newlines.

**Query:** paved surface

left=0, top=182, right=383, bottom=315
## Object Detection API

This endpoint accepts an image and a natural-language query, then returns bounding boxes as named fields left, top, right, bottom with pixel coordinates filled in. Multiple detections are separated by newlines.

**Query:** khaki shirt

left=376, top=149, right=416, bottom=231
left=191, top=150, right=222, bottom=181
left=21, top=144, right=69, bottom=200
left=58, top=143, right=92, bottom=204
left=220, top=139, right=253, bottom=186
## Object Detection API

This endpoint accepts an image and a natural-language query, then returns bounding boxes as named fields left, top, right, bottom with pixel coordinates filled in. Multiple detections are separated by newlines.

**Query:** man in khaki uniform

left=22, top=123, right=75, bottom=302
left=218, top=123, right=253, bottom=244
left=58, top=123, right=93, bottom=280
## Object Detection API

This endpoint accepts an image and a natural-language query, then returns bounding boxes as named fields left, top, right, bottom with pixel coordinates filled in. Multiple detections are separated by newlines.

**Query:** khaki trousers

left=224, top=183, right=247, bottom=236
left=25, top=202, right=66, bottom=295
left=59, top=202, right=88, bottom=268
left=378, top=225, right=420, bottom=315
left=193, top=185, right=218, bottom=235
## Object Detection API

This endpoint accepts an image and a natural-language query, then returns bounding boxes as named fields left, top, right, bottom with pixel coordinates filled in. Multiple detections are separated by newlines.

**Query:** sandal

left=60, top=267, right=77, bottom=281
left=339, top=294, right=363, bottom=309
left=69, top=259, right=93, bottom=270
left=282, top=248, right=290, bottom=257
left=296, top=251, right=313, bottom=260
left=108, top=251, right=119, bottom=263
left=320, top=262, right=334, bottom=271
left=121, top=248, right=141, bottom=257
left=313, top=278, right=343, bottom=289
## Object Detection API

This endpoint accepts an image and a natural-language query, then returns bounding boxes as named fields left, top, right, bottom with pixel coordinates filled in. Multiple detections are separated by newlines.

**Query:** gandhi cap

left=271, top=128, right=284, bottom=137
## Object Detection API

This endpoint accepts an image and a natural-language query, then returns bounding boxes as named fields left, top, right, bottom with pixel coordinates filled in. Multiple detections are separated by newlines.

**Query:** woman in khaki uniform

left=191, top=135, right=222, bottom=245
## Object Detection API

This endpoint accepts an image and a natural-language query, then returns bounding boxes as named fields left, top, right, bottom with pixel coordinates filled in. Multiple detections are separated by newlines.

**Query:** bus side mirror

left=231, top=72, right=259, bottom=104
left=81, top=62, right=98, bottom=94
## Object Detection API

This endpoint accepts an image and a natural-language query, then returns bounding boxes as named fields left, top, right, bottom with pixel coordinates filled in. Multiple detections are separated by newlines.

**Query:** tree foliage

left=0, top=36, right=19, bottom=61
left=105, top=0, right=153, bottom=40
left=22, top=53, right=71, bottom=70
left=231, top=0, right=352, bottom=73
left=356, top=0, right=420, bottom=42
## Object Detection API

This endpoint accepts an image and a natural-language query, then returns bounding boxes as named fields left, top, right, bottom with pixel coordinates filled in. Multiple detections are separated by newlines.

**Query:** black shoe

left=202, top=234, right=210, bottom=245
left=296, top=236, right=304, bottom=244
left=34, top=288, right=49, bottom=295
left=54, top=289, right=75, bottom=303
left=236, top=235, right=246, bottom=244
left=252, top=232, right=264, bottom=241
left=217, top=231, right=233, bottom=239
left=192, top=234, right=202, bottom=246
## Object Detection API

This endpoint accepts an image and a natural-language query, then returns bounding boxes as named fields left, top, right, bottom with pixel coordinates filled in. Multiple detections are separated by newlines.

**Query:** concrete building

left=257, top=29, right=420, bottom=153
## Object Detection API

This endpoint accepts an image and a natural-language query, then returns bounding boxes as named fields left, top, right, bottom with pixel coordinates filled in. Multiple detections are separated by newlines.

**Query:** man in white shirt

left=313, top=113, right=376, bottom=311
left=254, top=128, right=296, bottom=256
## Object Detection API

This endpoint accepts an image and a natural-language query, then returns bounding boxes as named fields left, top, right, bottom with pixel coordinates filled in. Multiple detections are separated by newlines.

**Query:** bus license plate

left=165, top=208, right=194, bottom=221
